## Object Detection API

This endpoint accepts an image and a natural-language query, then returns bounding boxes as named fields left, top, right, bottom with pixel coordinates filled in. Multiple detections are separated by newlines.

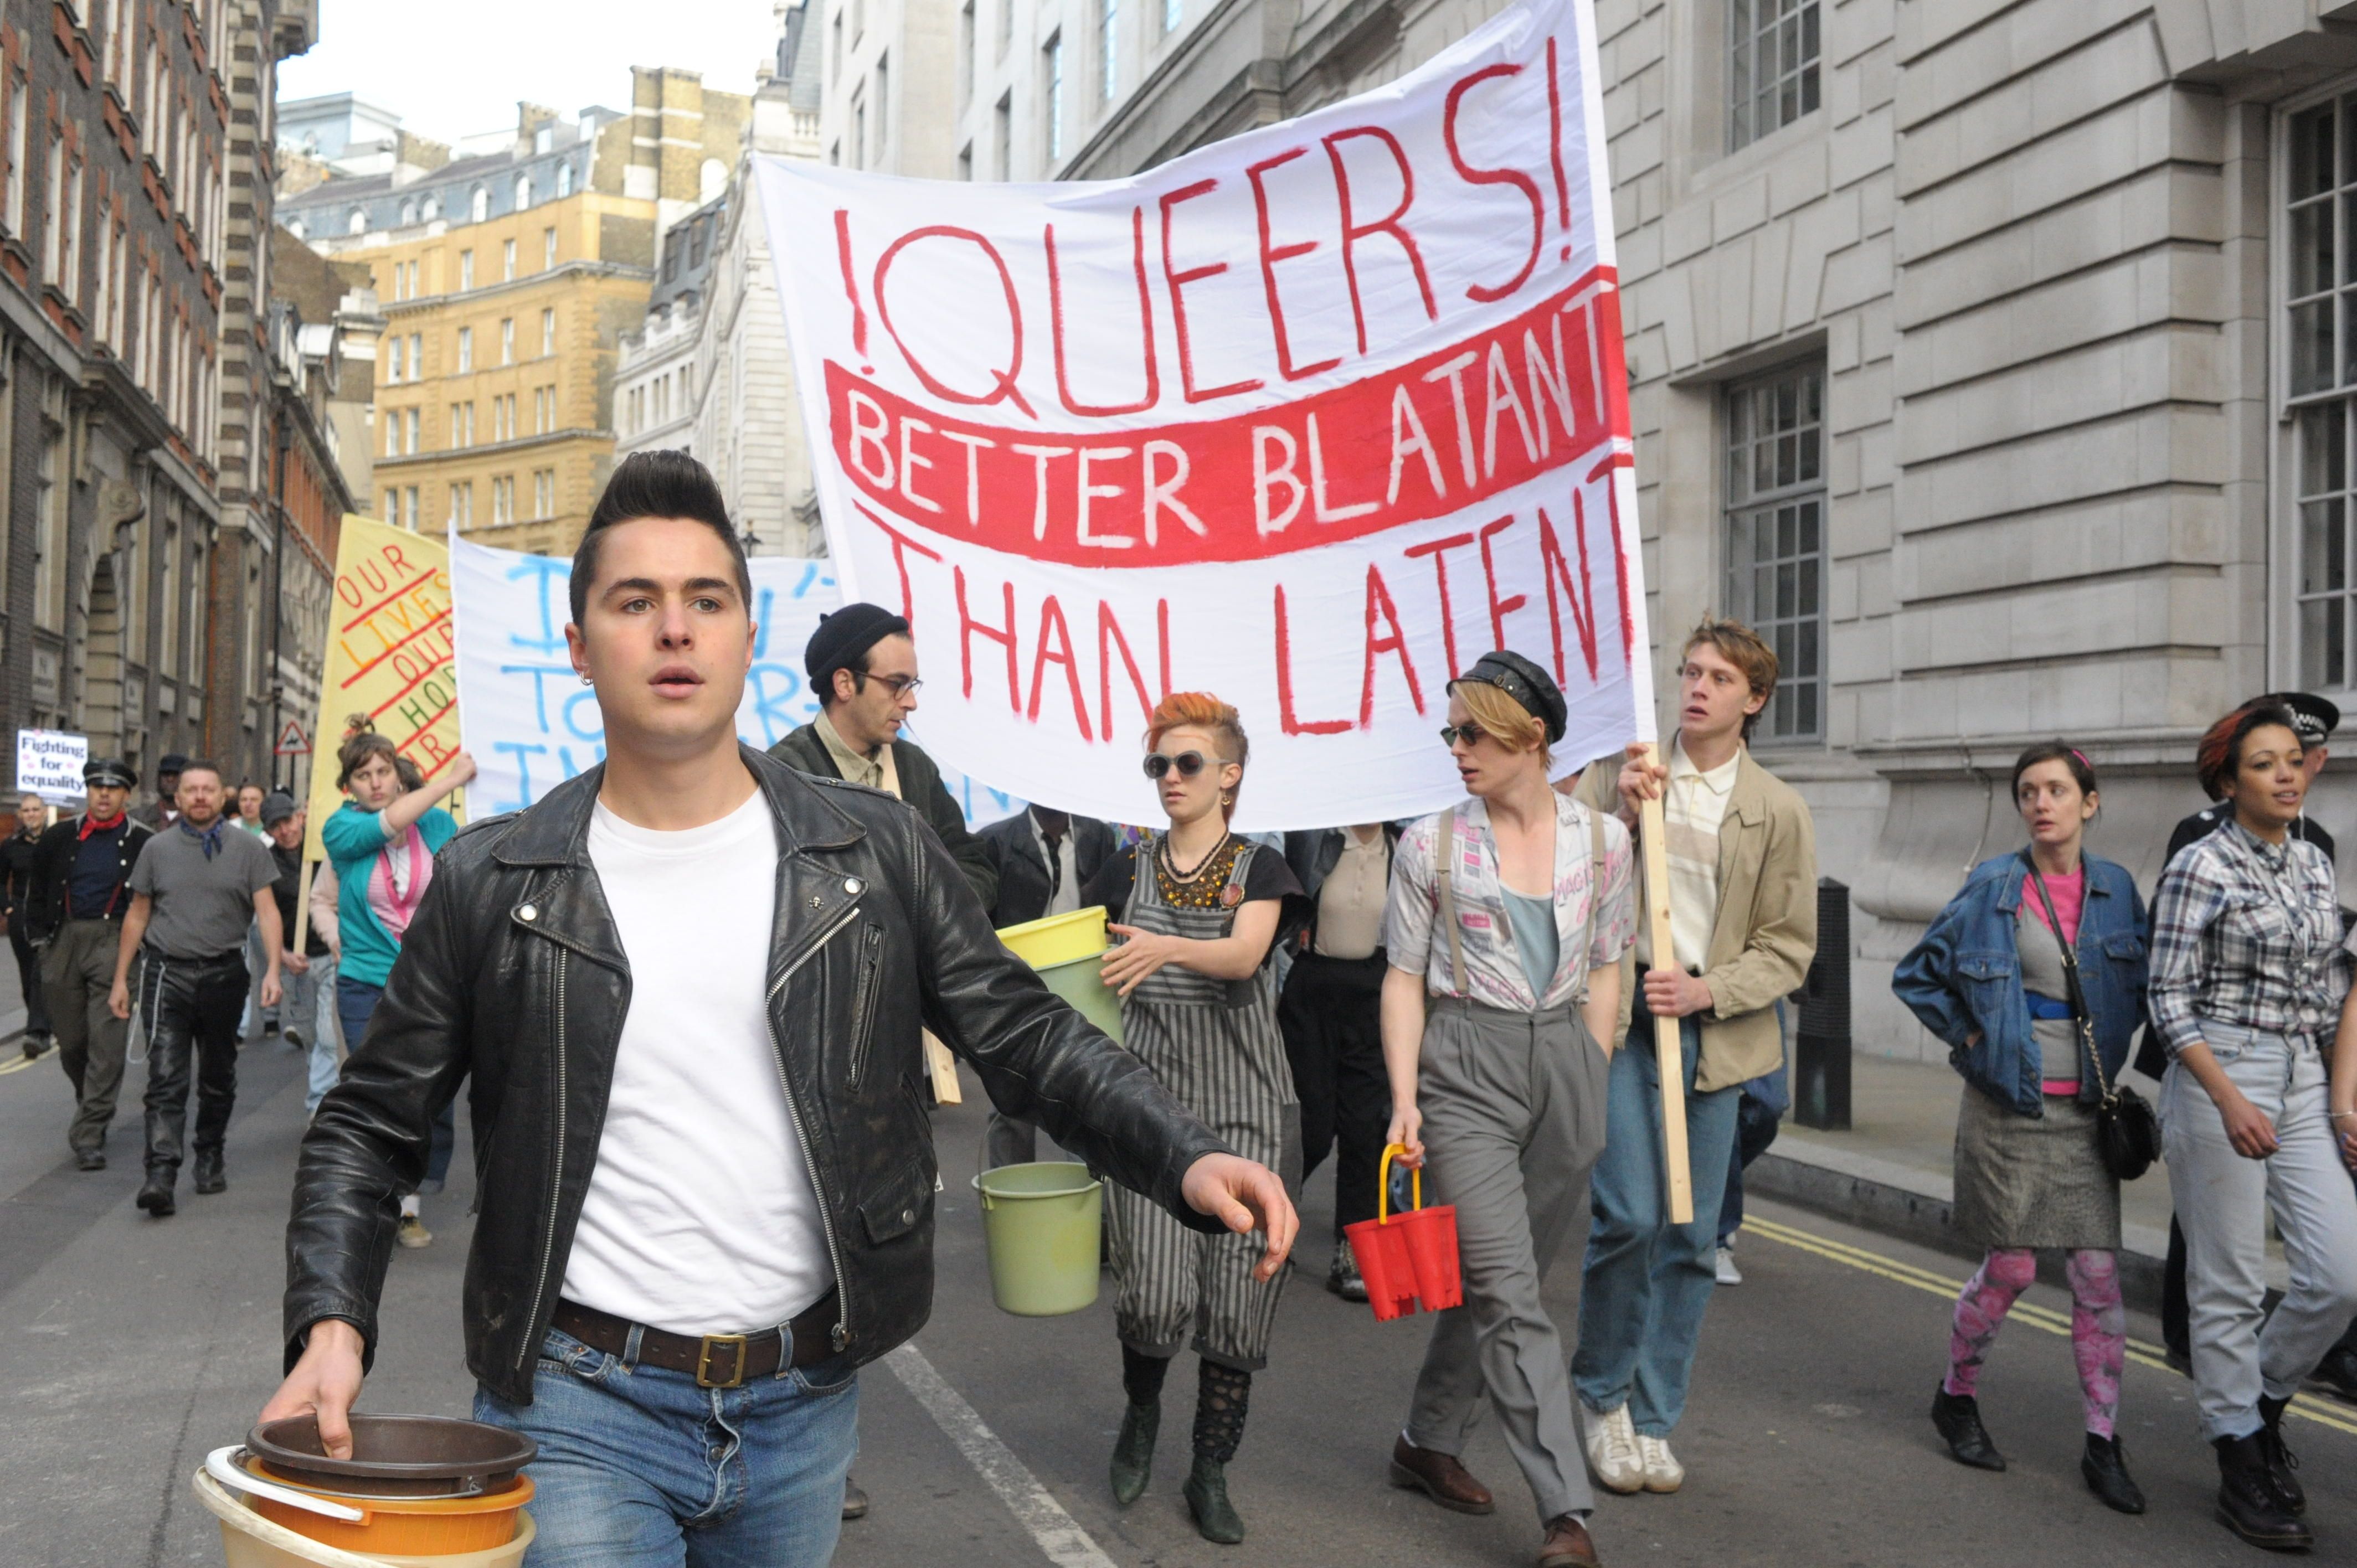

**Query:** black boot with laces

left=2215, top=1433, right=2312, bottom=1551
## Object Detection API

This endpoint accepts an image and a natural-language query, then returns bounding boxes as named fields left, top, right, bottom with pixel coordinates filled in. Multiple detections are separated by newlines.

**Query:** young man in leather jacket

left=261, top=451, right=1295, bottom=1567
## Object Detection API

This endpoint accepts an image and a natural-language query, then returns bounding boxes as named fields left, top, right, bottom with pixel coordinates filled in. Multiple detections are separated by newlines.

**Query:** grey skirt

left=1952, top=1085, right=2121, bottom=1251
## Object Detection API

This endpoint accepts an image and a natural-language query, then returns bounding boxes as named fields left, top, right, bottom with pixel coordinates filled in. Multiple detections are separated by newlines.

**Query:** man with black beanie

left=770, top=602, right=997, bottom=909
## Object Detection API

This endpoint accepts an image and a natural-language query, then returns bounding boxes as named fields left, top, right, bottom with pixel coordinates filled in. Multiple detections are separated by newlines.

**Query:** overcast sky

left=277, top=1, right=786, bottom=144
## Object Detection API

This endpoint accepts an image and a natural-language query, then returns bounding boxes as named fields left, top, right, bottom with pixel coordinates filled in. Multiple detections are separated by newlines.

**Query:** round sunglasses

left=1143, top=750, right=1228, bottom=781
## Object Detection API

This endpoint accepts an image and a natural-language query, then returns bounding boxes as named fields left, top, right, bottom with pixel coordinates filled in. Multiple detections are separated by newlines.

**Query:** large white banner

left=759, top=0, right=1649, bottom=832
left=449, top=538, right=1022, bottom=828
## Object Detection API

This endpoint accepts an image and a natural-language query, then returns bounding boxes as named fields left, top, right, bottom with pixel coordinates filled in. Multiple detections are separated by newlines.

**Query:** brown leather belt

left=552, top=1293, right=840, bottom=1388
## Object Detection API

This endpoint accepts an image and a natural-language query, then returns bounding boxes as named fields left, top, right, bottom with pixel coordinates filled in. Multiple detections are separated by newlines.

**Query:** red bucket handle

left=1377, top=1143, right=1422, bottom=1225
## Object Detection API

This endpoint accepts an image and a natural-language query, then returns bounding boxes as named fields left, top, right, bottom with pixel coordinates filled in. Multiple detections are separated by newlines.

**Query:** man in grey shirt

left=109, top=760, right=282, bottom=1216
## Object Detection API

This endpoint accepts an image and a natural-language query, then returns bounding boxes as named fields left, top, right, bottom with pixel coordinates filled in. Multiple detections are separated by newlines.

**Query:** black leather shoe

left=1182, top=1455, right=1244, bottom=1545
left=136, top=1178, right=176, bottom=1217
left=2216, top=1433, right=2312, bottom=1551
left=1109, top=1400, right=1158, bottom=1506
left=2307, top=1345, right=2357, bottom=1404
left=74, top=1149, right=106, bottom=1172
left=192, top=1148, right=226, bottom=1195
left=2257, top=1394, right=2305, bottom=1515
left=2081, top=1433, right=2144, bottom=1515
left=1930, top=1386, right=2005, bottom=1472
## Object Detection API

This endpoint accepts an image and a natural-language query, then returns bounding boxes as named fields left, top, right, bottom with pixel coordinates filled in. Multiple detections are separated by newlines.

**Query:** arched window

left=400, top=198, right=419, bottom=226
left=557, top=161, right=573, bottom=197
left=514, top=174, right=532, bottom=210
left=422, top=194, right=441, bottom=221
left=470, top=185, right=488, bottom=223
left=287, top=219, right=306, bottom=240
left=348, top=208, right=368, bottom=235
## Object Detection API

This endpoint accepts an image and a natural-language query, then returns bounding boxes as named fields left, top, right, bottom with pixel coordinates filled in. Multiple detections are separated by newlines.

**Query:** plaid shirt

left=2147, top=818, right=2348, bottom=1055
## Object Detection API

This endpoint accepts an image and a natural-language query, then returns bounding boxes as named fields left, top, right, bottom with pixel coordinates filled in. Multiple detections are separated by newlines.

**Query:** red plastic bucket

left=1342, top=1144, right=1460, bottom=1321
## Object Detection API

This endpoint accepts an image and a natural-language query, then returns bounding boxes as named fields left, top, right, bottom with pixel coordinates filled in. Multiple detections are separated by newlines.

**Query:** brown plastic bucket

left=246, top=1414, right=536, bottom=1498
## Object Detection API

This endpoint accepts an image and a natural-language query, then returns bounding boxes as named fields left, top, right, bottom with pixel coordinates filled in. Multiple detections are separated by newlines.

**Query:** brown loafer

left=1389, top=1433, right=1495, bottom=1515
left=1537, top=1513, right=1602, bottom=1568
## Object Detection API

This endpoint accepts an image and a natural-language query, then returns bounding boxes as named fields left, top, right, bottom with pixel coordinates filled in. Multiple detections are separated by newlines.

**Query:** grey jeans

left=1406, top=997, right=1609, bottom=1523
left=2161, top=1019, right=2357, bottom=1440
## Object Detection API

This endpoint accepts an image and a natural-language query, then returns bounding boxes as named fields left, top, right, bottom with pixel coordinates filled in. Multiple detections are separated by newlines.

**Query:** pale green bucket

left=1033, top=954, right=1123, bottom=1045
left=971, top=1162, right=1103, bottom=1316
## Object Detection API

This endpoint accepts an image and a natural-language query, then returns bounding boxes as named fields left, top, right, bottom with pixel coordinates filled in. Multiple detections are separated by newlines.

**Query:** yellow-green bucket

left=972, top=1162, right=1103, bottom=1316
left=999, top=906, right=1122, bottom=1045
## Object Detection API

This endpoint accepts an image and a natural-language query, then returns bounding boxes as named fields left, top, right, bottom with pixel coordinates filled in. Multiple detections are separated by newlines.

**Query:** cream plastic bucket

left=193, top=1470, right=536, bottom=1568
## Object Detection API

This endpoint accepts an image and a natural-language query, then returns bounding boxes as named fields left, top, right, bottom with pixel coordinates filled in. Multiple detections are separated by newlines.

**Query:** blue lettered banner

left=449, top=537, right=1023, bottom=830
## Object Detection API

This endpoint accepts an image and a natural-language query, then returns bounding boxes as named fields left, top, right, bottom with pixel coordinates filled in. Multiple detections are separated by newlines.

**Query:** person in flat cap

left=769, top=602, right=997, bottom=911
left=1567, top=616, right=1816, bottom=1499
left=23, top=757, right=155, bottom=1169
left=1375, top=647, right=1637, bottom=1568
left=132, top=753, right=190, bottom=831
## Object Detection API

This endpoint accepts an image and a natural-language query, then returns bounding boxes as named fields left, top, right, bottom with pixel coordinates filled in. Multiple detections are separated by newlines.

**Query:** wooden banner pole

left=1635, top=744, right=1695, bottom=1225
left=291, top=860, right=316, bottom=955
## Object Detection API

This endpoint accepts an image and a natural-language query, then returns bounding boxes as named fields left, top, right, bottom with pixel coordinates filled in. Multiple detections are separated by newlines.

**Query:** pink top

left=2021, top=863, right=2085, bottom=947
left=2023, top=862, right=2085, bottom=1095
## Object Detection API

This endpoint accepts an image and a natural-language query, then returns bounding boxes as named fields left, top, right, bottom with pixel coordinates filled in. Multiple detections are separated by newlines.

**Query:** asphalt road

left=1, top=1040, right=2350, bottom=1568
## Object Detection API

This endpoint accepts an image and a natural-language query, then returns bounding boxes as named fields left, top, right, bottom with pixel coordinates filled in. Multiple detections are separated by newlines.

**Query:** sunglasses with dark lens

left=1143, top=751, right=1215, bottom=781
left=1439, top=723, right=1488, bottom=749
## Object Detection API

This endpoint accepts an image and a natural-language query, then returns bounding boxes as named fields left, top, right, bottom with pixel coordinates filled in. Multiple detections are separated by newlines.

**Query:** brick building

left=0, top=0, right=328, bottom=801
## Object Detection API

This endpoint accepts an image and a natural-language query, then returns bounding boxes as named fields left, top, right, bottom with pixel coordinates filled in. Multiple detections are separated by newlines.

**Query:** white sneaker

left=1582, top=1402, right=1645, bottom=1494
left=1715, top=1245, right=1743, bottom=1286
left=1636, top=1433, right=1684, bottom=1493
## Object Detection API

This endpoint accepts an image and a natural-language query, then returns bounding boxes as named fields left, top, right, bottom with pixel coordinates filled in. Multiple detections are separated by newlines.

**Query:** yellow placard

left=302, top=516, right=461, bottom=862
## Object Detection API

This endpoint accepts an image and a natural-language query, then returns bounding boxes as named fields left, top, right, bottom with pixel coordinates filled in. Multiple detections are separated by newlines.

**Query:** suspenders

left=1431, top=803, right=1607, bottom=1001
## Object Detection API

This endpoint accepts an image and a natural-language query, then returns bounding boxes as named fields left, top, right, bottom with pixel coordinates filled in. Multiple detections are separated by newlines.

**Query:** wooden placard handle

left=1634, top=744, right=1695, bottom=1225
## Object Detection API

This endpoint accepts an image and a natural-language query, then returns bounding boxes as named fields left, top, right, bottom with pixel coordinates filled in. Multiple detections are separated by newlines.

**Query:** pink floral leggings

left=1941, top=1248, right=2124, bottom=1438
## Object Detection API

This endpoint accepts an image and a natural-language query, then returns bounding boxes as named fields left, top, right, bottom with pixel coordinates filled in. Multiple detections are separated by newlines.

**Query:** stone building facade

left=873, top=0, right=2357, bottom=1056
left=619, top=1, right=827, bottom=558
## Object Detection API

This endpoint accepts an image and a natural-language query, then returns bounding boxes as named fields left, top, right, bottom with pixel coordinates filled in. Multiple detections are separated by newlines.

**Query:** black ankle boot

left=2216, top=1433, right=2312, bottom=1551
left=2081, top=1433, right=2144, bottom=1515
left=1183, top=1454, right=1244, bottom=1545
left=192, top=1147, right=225, bottom=1195
left=2257, top=1395, right=2305, bottom=1516
left=136, top=1175, right=176, bottom=1217
left=1929, top=1386, right=2005, bottom=1471
left=1109, top=1400, right=1157, bottom=1505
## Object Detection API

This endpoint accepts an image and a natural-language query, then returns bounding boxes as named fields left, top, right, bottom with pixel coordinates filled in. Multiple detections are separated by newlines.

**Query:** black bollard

left=1793, top=876, right=1851, bottom=1131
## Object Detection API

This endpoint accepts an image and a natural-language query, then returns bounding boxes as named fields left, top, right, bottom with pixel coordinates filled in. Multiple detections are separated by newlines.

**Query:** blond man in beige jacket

left=1568, top=618, right=1818, bottom=1496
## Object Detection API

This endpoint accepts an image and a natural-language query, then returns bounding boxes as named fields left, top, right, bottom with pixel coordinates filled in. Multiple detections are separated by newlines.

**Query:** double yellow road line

left=1746, top=1214, right=2357, bottom=1439
left=0, top=1048, right=44, bottom=1077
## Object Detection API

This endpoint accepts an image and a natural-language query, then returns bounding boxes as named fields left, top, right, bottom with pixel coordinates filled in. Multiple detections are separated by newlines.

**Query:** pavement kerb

left=1746, top=1138, right=2194, bottom=1317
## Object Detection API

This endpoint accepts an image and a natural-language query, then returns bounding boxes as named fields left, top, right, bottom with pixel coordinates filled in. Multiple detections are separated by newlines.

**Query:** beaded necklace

left=1152, top=831, right=1242, bottom=910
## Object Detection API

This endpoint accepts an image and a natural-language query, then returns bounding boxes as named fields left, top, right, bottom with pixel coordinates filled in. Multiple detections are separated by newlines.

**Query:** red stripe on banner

left=827, top=271, right=1620, bottom=566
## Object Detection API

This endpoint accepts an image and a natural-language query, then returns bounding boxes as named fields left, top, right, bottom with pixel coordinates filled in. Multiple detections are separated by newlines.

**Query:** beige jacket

left=1574, top=746, right=1818, bottom=1092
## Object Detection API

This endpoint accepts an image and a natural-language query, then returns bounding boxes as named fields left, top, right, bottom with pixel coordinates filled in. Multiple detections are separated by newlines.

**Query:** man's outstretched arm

left=265, top=865, right=474, bottom=1457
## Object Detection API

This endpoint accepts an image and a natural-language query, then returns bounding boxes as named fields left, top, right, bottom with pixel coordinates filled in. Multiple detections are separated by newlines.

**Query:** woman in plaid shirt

left=2148, top=701, right=2357, bottom=1553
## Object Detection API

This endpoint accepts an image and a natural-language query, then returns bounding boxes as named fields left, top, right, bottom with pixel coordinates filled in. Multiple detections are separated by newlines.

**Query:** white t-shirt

left=560, top=791, right=834, bottom=1334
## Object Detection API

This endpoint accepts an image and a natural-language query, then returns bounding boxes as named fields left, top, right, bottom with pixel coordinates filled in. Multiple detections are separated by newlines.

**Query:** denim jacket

left=1891, top=851, right=2149, bottom=1116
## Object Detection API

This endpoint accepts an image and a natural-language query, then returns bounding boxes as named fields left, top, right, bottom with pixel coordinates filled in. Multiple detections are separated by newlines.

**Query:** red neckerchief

left=78, top=812, right=126, bottom=841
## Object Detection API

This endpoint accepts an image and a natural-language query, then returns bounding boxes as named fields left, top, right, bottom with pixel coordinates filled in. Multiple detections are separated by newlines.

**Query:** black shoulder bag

left=2023, top=854, right=2160, bottom=1181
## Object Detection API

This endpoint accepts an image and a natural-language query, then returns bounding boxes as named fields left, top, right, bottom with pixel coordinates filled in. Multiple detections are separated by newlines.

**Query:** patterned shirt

left=2148, top=817, right=2348, bottom=1055
left=1385, top=793, right=1635, bottom=1011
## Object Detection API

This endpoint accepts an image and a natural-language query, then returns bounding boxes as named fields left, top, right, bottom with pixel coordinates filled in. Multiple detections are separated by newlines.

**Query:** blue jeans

left=474, top=1325, right=858, bottom=1567
left=299, top=954, right=342, bottom=1116
left=1571, top=1015, right=1741, bottom=1436
left=337, top=974, right=454, bottom=1185
left=1716, top=1061, right=1788, bottom=1247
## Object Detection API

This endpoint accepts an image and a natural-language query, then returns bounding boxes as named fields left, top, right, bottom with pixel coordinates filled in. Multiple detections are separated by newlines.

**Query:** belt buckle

left=696, top=1332, right=750, bottom=1389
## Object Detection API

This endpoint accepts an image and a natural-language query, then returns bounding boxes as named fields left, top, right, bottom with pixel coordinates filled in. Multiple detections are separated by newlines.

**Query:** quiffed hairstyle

left=2010, top=741, right=2097, bottom=802
left=336, top=727, right=402, bottom=791
left=1457, top=680, right=1550, bottom=767
left=1682, top=616, right=1779, bottom=741
left=568, top=450, right=752, bottom=626
left=2195, top=701, right=2303, bottom=802
left=1146, top=692, right=1249, bottom=821
left=175, top=758, right=228, bottom=786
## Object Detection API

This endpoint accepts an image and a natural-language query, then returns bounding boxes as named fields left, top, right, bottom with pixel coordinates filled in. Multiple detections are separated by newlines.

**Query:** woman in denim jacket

left=1893, top=743, right=2148, bottom=1515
